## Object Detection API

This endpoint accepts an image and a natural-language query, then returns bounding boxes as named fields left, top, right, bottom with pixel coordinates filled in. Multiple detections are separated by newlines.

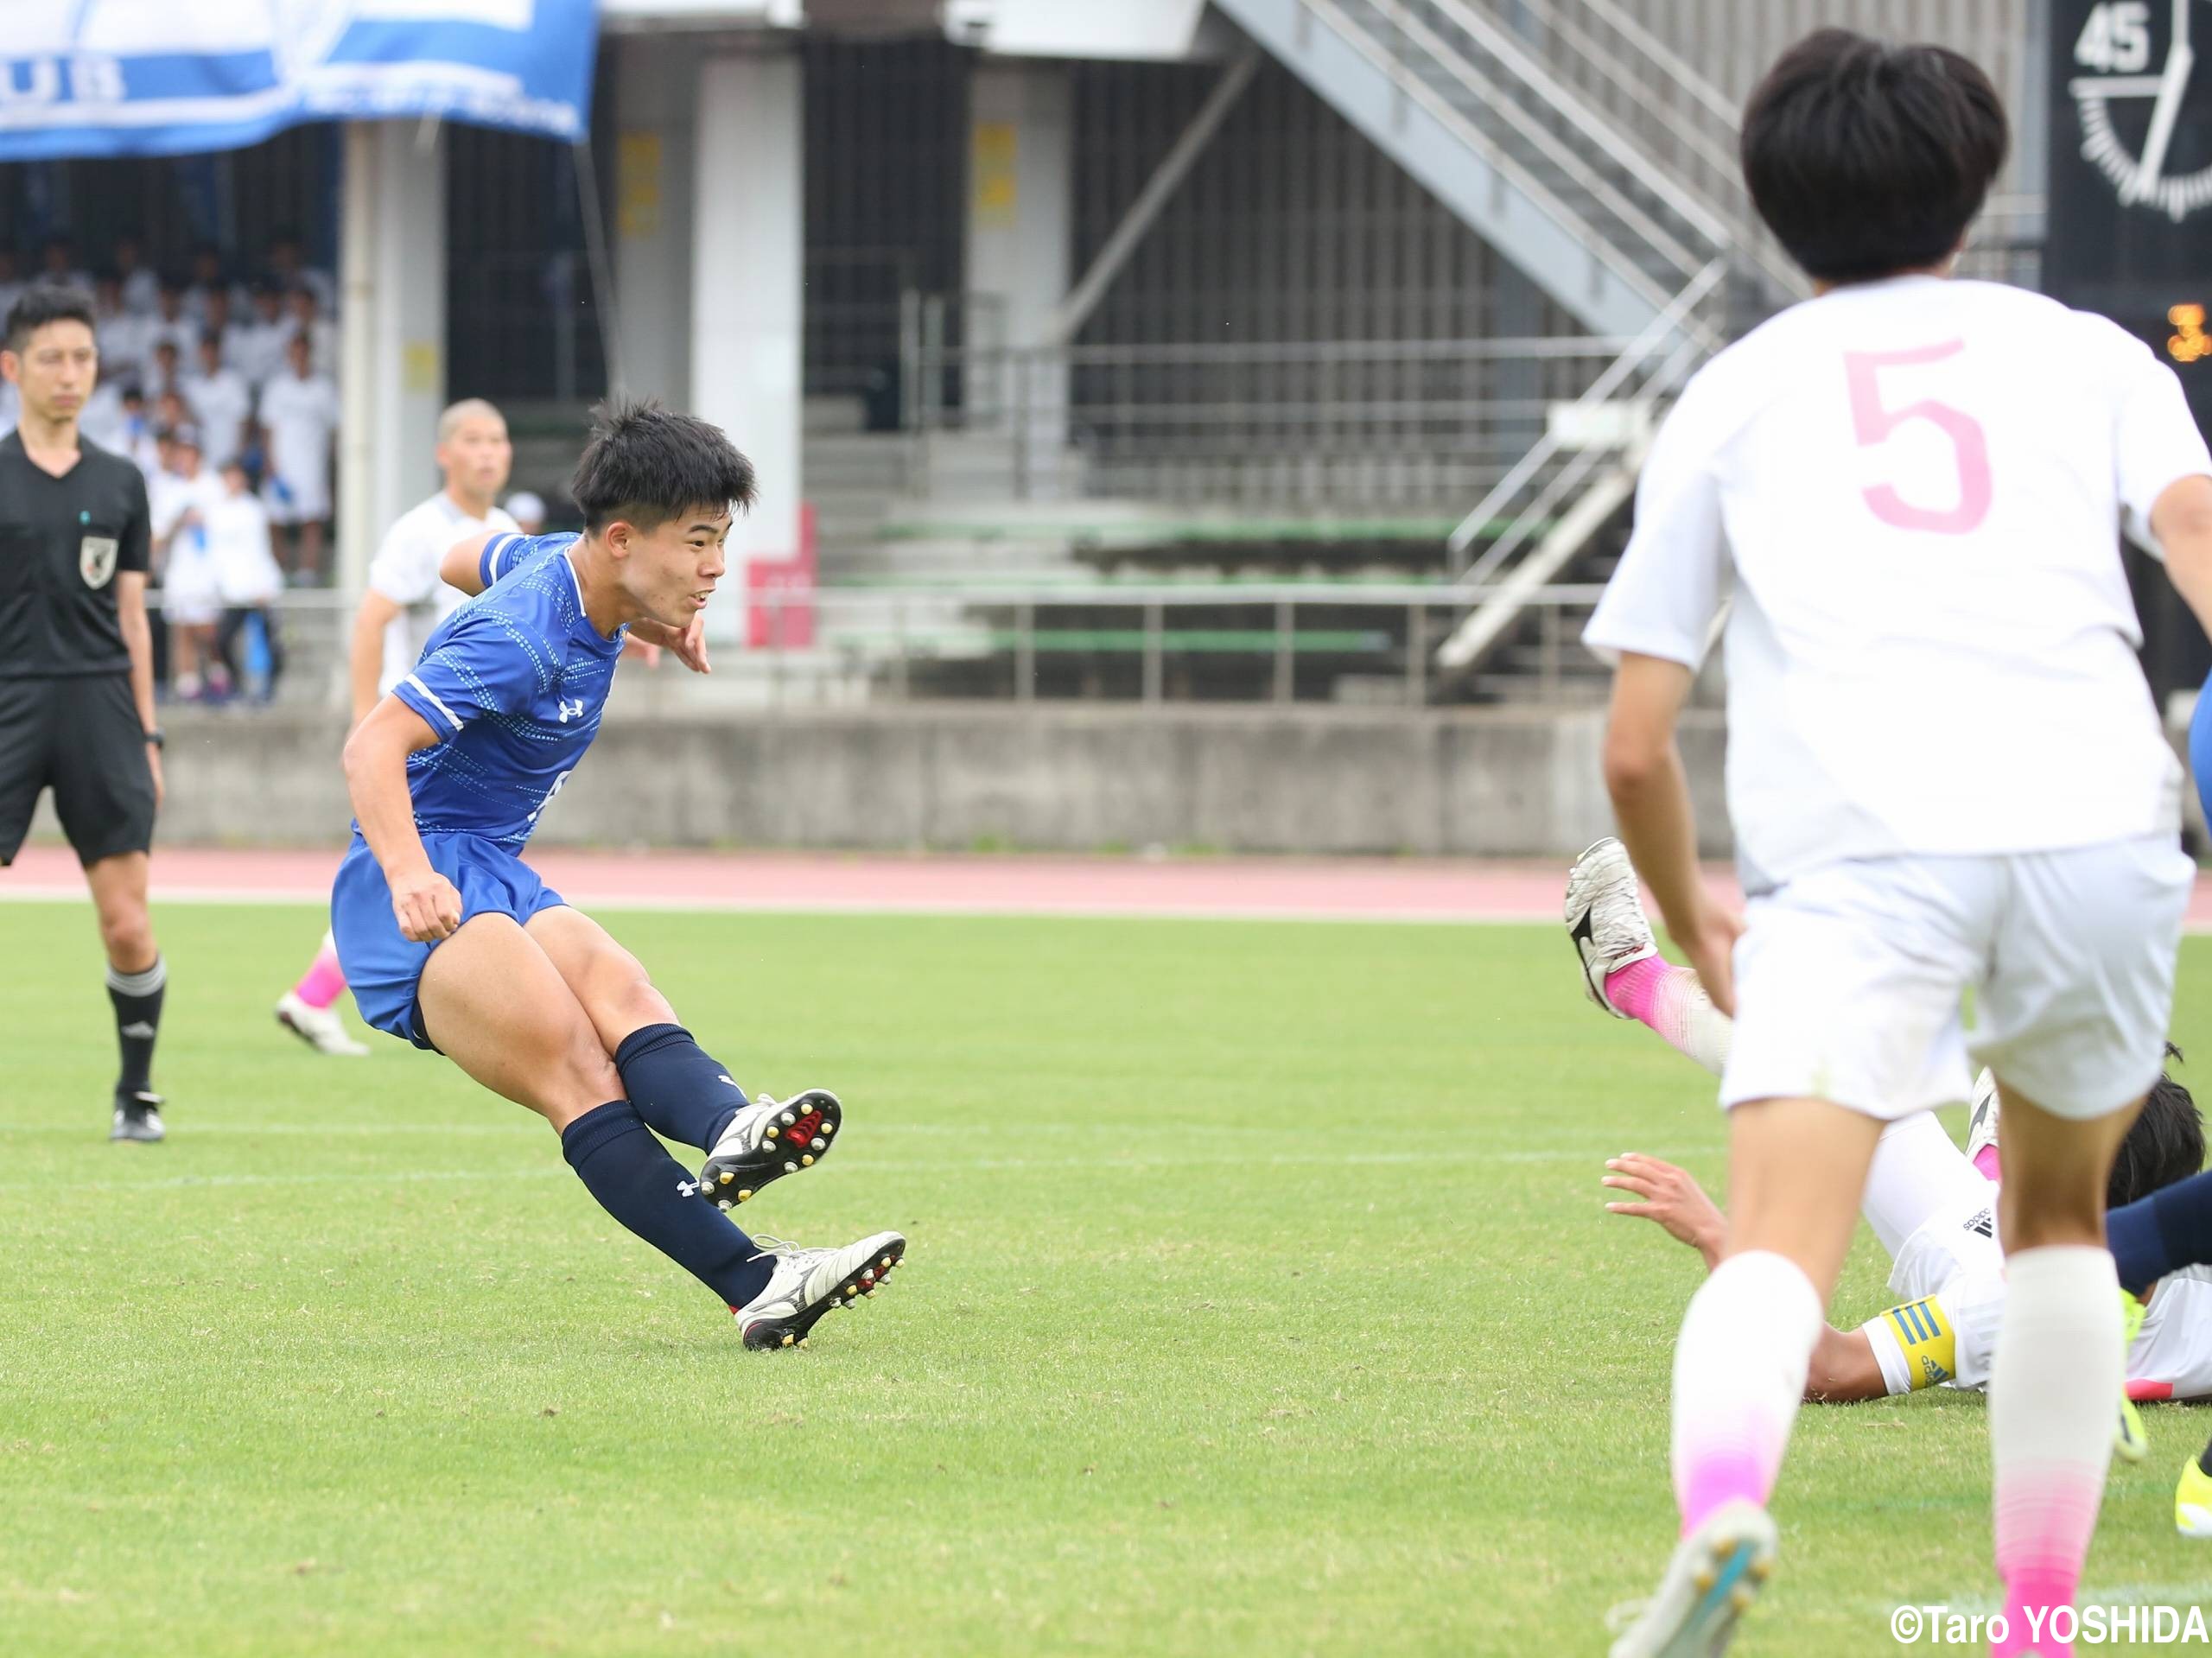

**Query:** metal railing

left=902, top=311, right=1644, bottom=512
left=1448, top=258, right=1725, bottom=579
left=150, top=582, right=1625, bottom=710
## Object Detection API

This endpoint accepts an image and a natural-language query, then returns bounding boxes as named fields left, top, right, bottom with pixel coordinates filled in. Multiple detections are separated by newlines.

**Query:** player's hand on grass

left=1604, top=1153, right=1726, bottom=1267
left=391, top=868, right=464, bottom=943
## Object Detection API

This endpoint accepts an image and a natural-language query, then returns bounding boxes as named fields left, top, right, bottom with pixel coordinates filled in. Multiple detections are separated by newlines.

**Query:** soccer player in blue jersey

left=333, top=400, right=902, bottom=1350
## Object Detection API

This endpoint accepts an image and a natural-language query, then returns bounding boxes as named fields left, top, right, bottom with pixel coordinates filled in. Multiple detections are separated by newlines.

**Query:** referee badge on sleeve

left=79, top=536, right=118, bottom=589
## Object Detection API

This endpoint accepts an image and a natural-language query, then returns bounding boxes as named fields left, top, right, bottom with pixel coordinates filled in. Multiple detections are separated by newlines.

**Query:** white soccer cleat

left=1964, top=1067, right=2001, bottom=1171
left=1566, top=837, right=1659, bottom=1018
left=697, top=1088, right=842, bottom=1209
left=734, top=1231, right=906, bottom=1350
left=1606, top=1499, right=1777, bottom=1658
left=275, top=993, right=370, bottom=1058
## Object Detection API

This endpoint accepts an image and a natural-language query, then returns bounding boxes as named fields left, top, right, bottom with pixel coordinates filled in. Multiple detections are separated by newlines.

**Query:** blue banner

left=0, top=2, right=599, bottom=160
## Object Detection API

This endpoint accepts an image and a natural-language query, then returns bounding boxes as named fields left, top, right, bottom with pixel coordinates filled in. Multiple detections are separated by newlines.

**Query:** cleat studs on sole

left=810, top=1137, right=826, bottom=1152
left=844, top=1284, right=859, bottom=1297
left=785, top=1161, right=798, bottom=1173
left=821, top=1121, right=836, bottom=1136
left=781, top=1332, right=794, bottom=1346
left=765, top=1126, right=779, bottom=1140
left=1693, top=1568, right=1716, bottom=1593
left=861, top=1269, right=875, bottom=1283
left=800, top=1153, right=814, bottom=1167
left=880, top=1255, right=894, bottom=1269
left=1747, top=1559, right=1772, bottom=1583
left=719, top=1171, right=734, bottom=1185
left=718, top=1200, right=731, bottom=1212
left=1728, top=1586, right=1755, bottom=1612
left=736, top=1188, right=753, bottom=1203
left=780, top=1112, right=795, bottom=1126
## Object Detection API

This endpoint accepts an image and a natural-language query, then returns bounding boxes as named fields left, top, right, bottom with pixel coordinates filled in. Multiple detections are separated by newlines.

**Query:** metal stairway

left=1205, top=0, right=1809, bottom=695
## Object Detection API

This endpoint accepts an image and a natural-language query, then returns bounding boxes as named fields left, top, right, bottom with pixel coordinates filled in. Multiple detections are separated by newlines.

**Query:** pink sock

left=294, top=936, right=347, bottom=1011
left=1672, top=1250, right=1821, bottom=1534
left=1973, top=1144, right=2003, bottom=1183
left=1605, top=956, right=1734, bottom=1077
left=1988, top=1247, right=2122, bottom=1658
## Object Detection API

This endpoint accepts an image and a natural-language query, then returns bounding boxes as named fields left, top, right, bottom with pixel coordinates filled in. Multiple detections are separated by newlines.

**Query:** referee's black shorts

left=0, top=675, right=156, bottom=867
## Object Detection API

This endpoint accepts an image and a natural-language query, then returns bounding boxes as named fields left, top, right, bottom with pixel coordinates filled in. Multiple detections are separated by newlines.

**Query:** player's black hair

left=5, top=283, right=96, bottom=353
left=2111, top=1045, right=2206, bottom=1211
left=1740, top=29, right=2008, bottom=284
left=569, top=398, right=756, bottom=533
left=196, top=328, right=223, bottom=353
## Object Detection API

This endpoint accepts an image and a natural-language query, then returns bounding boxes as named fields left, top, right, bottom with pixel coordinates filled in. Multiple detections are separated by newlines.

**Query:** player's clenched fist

left=391, top=869, right=465, bottom=942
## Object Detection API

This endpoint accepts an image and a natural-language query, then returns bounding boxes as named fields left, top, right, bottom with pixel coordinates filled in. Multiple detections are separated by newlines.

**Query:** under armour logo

left=677, top=1178, right=701, bottom=1197
left=556, top=698, right=587, bottom=723
left=119, top=1021, right=156, bottom=1039
left=717, top=1074, right=741, bottom=1089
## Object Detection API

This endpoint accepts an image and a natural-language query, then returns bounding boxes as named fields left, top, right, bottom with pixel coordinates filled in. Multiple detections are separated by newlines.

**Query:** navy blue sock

left=560, top=1102, right=775, bottom=1310
left=613, top=1023, right=747, bottom=1153
left=2108, top=1168, right=2212, bottom=1296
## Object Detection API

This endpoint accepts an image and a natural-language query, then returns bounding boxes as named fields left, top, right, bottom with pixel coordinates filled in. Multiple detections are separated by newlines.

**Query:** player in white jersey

left=1572, top=842, right=2212, bottom=1412
left=272, top=400, right=517, bottom=1056
left=1590, top=32, right=2212, bottom=1658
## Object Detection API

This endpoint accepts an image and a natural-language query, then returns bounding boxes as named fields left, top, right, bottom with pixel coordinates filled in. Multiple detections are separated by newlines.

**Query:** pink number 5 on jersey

left=1844, top=342, right=1993, bottom=535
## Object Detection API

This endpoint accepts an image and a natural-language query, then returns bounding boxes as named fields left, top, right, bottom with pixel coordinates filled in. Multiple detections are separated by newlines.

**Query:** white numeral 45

left=2076, top=1, right=2153, bottom=73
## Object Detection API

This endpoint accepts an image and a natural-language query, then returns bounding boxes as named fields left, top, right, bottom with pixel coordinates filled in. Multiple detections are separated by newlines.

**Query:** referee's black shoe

left=110, top=1091, right=167, bottom=1143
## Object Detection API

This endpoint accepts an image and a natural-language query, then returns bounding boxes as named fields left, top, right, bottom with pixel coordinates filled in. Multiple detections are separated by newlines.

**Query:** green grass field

left=2, top=898, right=2208, bottom=1655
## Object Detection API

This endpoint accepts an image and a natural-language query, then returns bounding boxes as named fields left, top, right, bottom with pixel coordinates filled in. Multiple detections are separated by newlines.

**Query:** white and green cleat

left=1607, top=1500, right=1777, bottom=1658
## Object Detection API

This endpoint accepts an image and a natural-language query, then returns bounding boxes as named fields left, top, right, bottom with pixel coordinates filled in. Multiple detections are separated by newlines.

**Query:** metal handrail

left=1284, top=0, right=1681, bottom=318
left=1411, top=0, right=1733, bottom=253
left=1356, top=0, right=1709, bottom=284
left=1446, top=257, right=1726, bottom=571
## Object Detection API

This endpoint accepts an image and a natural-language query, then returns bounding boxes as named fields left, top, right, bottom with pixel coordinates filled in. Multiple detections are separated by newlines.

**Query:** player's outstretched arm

left=1602, top=653, right=1743, bottom=1012
left=346, top=591, right=403, bottom=727
left=439, top=531, right=499, bottom=598
left=1605, top=1153, right=1887, bottom=1402
left=341, top=699, right=461, bottom=943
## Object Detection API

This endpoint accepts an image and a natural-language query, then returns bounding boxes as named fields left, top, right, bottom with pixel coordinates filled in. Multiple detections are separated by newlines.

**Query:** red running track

left=8, top=843, right=2212, bottom=929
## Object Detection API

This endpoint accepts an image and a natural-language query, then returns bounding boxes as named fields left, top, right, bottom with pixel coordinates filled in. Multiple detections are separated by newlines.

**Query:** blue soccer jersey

left=387, top=532, right=626, bottom=847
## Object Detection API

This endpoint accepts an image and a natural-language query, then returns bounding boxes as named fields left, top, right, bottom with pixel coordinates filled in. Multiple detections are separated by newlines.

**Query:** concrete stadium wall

left=34, top=705, right=1733, bottom=860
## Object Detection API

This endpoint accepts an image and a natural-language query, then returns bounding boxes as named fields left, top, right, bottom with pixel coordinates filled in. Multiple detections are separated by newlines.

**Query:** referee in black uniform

left=0, top=285, right=170, bottom=1142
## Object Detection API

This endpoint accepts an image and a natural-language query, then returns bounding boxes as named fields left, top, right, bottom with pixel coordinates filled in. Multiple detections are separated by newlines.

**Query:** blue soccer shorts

left=331, top=830, right=568, bottom=1049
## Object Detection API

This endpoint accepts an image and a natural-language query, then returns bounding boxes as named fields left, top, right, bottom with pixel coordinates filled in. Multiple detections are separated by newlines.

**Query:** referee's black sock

left=105, top=955, right=166, bottom=1097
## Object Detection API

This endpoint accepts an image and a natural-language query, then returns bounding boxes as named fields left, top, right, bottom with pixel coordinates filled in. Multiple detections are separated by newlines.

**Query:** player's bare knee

left=97, top=908, right=156, bottom=971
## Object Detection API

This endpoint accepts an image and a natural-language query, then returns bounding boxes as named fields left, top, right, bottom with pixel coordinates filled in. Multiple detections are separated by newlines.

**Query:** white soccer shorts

left=1720, top=835, right=2191, bottom=1121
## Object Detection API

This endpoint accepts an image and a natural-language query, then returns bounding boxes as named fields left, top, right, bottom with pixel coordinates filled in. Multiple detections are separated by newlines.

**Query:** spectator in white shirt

left=92, top=273, right=149, bottom=391
left=258, top=332, right=338, bottom=582
left=116, top=386, right=162, bottom=483
left=209, top=459, right=287, bottom=702
left=145, top=339, right=185, bottom=403
left=182, top=333, right=251, bottom=468
left=285, top=284, right=339, bottom=379
left=147, top=278, right=198, bottom=365
left=151, top=425, right=227, bottom=700
left=112, top=235, right=160, bottom=317
left=233, top=282, right=292, bottom=390
left=266, top=233, right=337, bottom=317
left=38, top=236, right=90, bottom=295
